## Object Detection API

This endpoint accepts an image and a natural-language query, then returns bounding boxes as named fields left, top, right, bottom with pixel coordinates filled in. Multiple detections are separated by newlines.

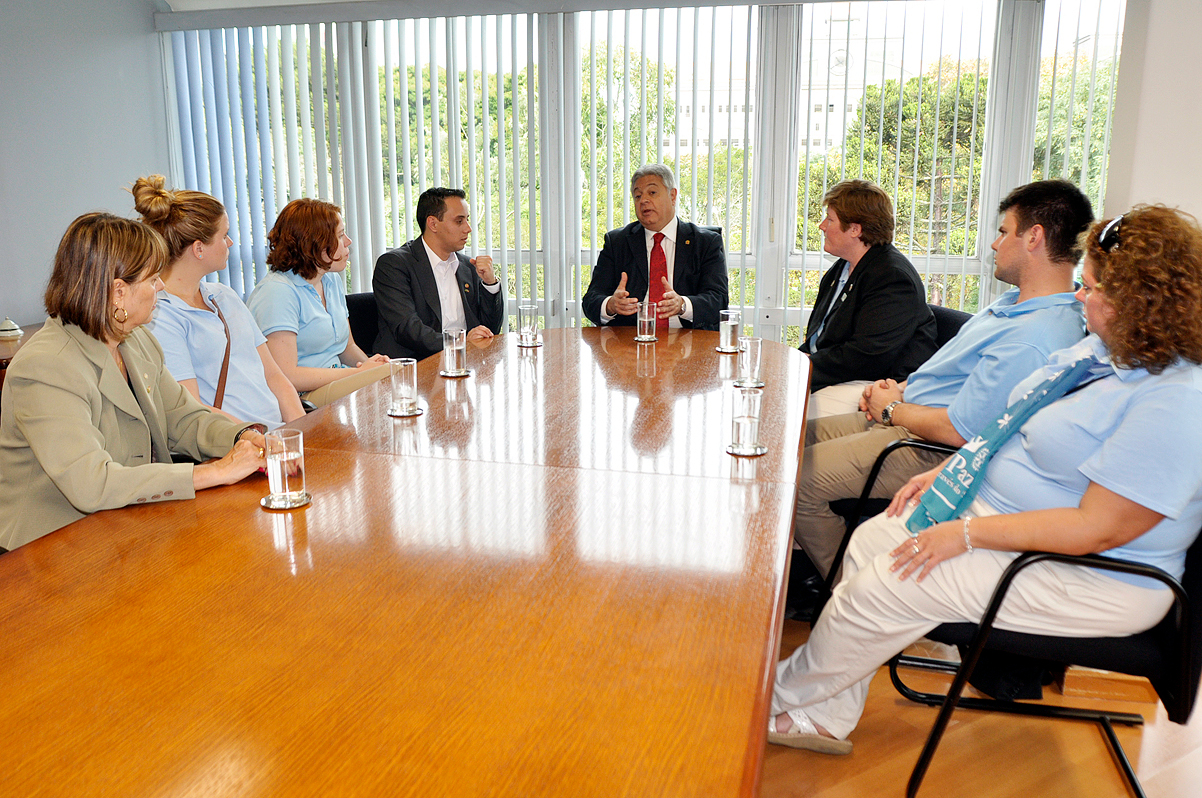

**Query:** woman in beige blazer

left=0, top=213, right=267, bottom=552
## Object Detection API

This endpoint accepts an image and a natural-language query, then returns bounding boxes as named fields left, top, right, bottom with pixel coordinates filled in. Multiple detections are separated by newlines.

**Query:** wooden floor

left=760, top=620, right=1202, bottom=797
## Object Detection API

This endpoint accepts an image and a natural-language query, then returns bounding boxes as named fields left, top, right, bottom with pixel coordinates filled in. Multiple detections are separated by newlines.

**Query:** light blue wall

left=0, top=0, right=171, bottom=325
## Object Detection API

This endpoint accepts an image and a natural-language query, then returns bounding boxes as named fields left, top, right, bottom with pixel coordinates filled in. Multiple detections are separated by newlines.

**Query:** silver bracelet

left=963, top=516, right=973, bottom=554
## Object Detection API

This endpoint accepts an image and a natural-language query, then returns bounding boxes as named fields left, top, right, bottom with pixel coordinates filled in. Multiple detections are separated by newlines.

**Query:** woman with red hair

left=248, top=199, right=389, bottom=406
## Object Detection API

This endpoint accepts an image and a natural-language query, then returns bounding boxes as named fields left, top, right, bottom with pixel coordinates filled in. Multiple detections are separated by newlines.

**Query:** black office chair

left=890, top=530, right=1202, bottom=798
left=346, top=291, right=379, bottom=353
left=928, top=302, right=972, bottom=347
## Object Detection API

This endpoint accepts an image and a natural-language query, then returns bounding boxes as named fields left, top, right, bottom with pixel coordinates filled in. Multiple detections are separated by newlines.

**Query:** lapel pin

left=685, top=239, right=690, bottom=245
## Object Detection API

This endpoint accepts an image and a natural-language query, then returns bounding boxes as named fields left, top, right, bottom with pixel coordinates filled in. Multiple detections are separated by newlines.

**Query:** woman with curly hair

left=767, top=204, right=1202, bottom=755
left=248, top=198, right=390, bottom=406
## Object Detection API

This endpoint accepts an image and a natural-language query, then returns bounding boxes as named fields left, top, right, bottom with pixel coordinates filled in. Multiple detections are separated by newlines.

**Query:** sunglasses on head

left=1098, top=215, right=1123, bottom=253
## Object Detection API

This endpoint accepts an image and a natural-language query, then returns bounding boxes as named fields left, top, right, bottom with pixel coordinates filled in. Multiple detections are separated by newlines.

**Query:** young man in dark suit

left=373, top=188, right=505, bottom=360
left=583, top=164, right=728, bottom=330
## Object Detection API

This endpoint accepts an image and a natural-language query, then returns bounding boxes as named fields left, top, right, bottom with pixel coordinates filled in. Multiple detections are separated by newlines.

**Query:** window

left=1032, top=0, right=1126, bottom=206
left=160, top=0, right=1125, bottom=344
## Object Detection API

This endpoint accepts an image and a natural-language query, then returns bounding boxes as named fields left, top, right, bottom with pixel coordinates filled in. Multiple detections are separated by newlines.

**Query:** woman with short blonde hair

left=0, top=213, right=266, bottom=551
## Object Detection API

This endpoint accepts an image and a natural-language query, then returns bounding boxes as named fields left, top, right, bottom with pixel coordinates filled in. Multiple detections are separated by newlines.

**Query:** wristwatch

left=234, top=423, right=268, bottom=443
left=880, top=401, right=903, bottom=426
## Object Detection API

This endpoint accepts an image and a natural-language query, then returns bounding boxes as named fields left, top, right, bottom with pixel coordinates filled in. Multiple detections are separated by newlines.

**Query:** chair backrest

left=347, top=292, right=379, bottom=352
left=1153, top=524, right=1202, bottom=723
left=929, top=303, right=972, bottom=348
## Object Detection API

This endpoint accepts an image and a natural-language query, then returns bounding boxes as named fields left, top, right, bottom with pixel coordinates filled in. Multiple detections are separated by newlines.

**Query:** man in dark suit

left=583, top=164, right=728, bottom=330
left=373, top=187, right=505, bottom=360
left=802, top=179, right=937, bottom=414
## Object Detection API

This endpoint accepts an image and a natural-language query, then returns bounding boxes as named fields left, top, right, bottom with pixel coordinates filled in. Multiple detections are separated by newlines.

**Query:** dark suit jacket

left=372, top=238, right=506, bottom=360
left=582, top=220, right=728, bottom=330
left=802, top=243, right=937, bottom=392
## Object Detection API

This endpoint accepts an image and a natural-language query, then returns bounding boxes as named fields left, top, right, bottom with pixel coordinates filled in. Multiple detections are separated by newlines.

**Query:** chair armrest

left=960, top=551, right=1191, bottom=706
left=979, top=551, right=1187, bottom=638
left=854, top=438, right=959, bottom=520
left=822, top=438, right=959, bottom=592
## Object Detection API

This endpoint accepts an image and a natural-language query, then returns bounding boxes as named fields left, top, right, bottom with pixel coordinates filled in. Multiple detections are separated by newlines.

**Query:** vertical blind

left=1033, top=0, right=1126, bottom=208
left=783, top=0, right=995, bottom=346
left=166, top=0, right=1126, bottom=342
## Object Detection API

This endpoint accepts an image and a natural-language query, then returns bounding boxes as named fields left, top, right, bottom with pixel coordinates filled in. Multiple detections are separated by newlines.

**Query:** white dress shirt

left=421, top=240, right=502, bottom=331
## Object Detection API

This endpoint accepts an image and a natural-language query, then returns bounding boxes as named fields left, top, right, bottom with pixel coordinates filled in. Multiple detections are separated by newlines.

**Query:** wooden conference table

left=0, top=326, right=811, bottom=797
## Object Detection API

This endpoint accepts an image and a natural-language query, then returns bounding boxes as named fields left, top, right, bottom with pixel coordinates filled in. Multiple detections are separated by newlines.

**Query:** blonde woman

left=134, top=175, right=304, bottom=427
left=0, top=214, right=265, bottom=551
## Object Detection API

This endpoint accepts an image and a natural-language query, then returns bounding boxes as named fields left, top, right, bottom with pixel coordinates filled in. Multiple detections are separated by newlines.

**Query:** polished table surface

left=0, top=326, right=811, bottom=797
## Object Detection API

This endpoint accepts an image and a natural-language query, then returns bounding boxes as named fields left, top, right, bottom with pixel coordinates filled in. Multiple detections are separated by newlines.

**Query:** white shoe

left=767, top=709, right=853, bottom=755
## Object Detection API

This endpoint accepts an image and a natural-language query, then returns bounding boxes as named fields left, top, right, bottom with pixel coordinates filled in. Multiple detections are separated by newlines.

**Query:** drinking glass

left=717, top=309, right=741, bottom=353
left=517, top=304, right=541, bottom=347
left=735, top=336, right=764, bottom=388
left=727, top=387, right=767, bottom=457
left=262, top=428, right=311, bottom=509
left=440, top=328, right=468, bottom=377
left=635, top=301, right=658, bottom=342
left=387, top=357, right=421, bottom=417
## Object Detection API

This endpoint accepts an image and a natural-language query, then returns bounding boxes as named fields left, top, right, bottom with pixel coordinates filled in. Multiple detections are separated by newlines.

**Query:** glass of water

left=635, top=300, right=658, bottom=342
left=262, top=428, right=311, bottom=509
left=517, top=304, right=541, bottom=347
left=717, top=309, right=741, bottom=353
left=727, top=387, right=768, bottom=457
left=387, top=357, right=421, bottom=417
left=440, top=327, right=469, bottom=377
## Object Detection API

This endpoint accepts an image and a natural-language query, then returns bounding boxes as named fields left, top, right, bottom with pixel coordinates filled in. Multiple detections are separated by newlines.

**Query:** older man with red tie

left=583, top=164, right=729, bottom=331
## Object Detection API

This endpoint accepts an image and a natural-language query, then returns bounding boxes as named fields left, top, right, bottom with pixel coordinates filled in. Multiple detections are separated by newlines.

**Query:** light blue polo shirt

left=247, top=270, right=350, bottom=369
left=148, top=282, right=285, bottom=428
left=904, top=288, right=1085, bottom=440
left=979, top=335, right=1202, bottom=583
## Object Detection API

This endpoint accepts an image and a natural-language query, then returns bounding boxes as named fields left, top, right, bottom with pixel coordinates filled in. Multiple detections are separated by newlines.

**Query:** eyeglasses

left=1098, top=215, right=1123, bottom=253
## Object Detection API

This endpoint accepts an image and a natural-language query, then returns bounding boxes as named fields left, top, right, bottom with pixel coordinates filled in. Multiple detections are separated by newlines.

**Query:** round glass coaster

left=261, top=491, right=312, bottom=510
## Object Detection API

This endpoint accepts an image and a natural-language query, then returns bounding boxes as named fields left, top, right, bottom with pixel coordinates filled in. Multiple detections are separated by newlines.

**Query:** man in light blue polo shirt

left=794, top=180, right=1094, bottom=578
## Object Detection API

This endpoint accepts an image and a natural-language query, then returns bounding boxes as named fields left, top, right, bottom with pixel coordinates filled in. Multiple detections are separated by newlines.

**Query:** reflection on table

left=0, top=325, right=811, bottom=797
left=303, top=326, right=809, bottom=484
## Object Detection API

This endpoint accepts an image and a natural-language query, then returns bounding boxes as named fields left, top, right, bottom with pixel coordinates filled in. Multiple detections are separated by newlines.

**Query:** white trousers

left=807, top=381, right=871, bottom=421
left=771, top=501, right=1174, bottom=739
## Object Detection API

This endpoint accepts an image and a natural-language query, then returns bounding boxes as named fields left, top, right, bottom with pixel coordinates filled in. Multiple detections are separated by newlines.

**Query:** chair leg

left=903, top=652, right=975, bottom=798
left=892, top=655, right=1147, bottom=798
left=1099, top=715, right=1148, bottom=798
left=890, top=654, right=960, bottom=706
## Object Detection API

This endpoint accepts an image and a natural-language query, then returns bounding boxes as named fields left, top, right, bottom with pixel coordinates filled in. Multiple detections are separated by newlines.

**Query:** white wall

left=1105, top=0, right=1202, bottom=218
left=0, top=0, right=171, bottom=325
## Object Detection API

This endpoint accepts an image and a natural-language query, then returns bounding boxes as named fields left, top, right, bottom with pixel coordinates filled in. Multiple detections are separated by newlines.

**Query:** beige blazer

left=0, top=318, right=247, bottom=550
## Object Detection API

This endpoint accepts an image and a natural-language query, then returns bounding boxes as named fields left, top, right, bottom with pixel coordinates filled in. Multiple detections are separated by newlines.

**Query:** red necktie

left=649, top=232, right=669, bottom=329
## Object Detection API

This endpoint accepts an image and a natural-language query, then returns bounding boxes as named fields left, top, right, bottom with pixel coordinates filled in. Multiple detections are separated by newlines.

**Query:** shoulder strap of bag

left=211, top=299, right=232, bottom=410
